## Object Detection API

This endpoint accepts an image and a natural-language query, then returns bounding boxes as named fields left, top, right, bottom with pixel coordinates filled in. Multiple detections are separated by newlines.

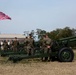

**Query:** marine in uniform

left=12, top=37, right=19, bottom=52
left=41, top=34, right=52, bottom=61
left=25, top=34, right=34, bottom=55
left=3, top=40, right=8, bottom=51
left=24, top=37, right=29, bottom=52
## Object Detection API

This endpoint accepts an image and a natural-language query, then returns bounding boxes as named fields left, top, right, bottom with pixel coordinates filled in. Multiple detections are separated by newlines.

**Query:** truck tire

left=58, top=47, right=74, bottom=62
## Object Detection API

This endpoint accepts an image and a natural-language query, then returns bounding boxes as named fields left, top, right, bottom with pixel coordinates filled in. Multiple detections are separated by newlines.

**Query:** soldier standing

left=24, top=37, right=28, bottom=52
left=41, top=34, right=52, bottom=61
left=10, top=40, right=14, bottom=51
left=26, top=34, right=34, bottom=55
left=3, top=40, right=8, bottom=51
left=12, top=37, right=19, bottom=52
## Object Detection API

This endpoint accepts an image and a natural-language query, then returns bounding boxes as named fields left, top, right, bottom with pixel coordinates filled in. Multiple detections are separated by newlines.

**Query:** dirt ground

left=0, top=50, right=76, bottom=75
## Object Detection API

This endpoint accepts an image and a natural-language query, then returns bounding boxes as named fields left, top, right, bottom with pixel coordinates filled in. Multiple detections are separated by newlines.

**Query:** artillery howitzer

left=1, top=36, right=76, bottom=62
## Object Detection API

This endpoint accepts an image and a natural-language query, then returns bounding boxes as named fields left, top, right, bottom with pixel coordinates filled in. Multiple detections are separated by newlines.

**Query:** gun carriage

left=0, top=36, right=76, bottom=62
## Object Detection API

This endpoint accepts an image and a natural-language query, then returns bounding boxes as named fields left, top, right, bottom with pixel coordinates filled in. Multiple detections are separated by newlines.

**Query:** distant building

left=0, top=34, right=25, bottom=43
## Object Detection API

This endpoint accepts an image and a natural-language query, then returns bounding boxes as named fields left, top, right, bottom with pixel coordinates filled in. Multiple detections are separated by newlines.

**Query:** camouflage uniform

left=41, top=35, right=52, bottom=61
left=24, top=37, right=29, bottom=52
left=3, top=40, right=8, bottom=50
left=25, top=35, right=34, bottom=55
left=12, top=37, right=19, bottom=52
left=44, top=37, right=52, bottom=53
left=10, top=40, right=14, bottom=51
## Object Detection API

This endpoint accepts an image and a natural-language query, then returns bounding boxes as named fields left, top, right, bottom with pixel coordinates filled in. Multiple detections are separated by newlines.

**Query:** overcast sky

left=0, top=0, right=76, bottom=34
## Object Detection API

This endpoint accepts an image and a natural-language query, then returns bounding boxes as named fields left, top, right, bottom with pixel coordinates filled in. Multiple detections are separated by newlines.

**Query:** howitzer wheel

left=58, top=47, right=74, bottom=62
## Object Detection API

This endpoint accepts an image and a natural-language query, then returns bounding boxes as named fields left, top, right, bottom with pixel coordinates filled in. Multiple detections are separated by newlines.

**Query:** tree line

left=36, top=27, right=76, bottom=40
left=24, top=27, right=76, bottom=48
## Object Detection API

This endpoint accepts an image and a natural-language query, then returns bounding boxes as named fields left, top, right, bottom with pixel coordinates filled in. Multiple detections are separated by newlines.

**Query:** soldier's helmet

left=29, top=34, right=32, bottom=38
left=15, top=37, right=17, bottom=39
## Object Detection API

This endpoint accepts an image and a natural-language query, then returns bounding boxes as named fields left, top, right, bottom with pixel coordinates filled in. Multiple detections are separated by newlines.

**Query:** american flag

left=0, top=12, right=11, bottom=20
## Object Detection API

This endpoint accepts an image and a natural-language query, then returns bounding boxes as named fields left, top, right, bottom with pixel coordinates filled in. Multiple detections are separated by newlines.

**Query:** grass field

left=0, top=50, right=76, bottom=75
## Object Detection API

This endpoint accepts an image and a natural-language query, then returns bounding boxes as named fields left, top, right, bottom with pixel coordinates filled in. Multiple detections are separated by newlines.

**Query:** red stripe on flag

left=0, top=12, right=11, bottom=20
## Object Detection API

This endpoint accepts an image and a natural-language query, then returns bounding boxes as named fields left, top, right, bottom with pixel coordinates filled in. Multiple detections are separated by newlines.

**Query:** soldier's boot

left=27, top=49, right=31, bottom=56
left=30, top=49, right=32, bottom=55
left=47, top=57, right=50, bottom=62
left=42, top=57, right=47, bottom=62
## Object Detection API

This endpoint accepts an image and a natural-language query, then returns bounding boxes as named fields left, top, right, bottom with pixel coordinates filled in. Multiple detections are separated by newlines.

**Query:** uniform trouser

left=8, top=45, right=10, bottom=50
left=42, top=47, right=51, bottom=61
left=13, top=46, right=18, bottom=52
left=24, top=46, right=27, bottom=52
left=26, top=46, right=34, bottom=55
left=43, top=47, right=51, bottom=53
left=4, top=46, right=8, bottom=51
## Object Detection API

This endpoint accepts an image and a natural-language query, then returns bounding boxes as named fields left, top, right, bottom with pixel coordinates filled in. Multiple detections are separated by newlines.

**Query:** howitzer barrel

left=58, top=36, right=76, bottom=47
left=59, top=36, right=76, bottom=41
left=59, top=36, right=76, bottom=43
